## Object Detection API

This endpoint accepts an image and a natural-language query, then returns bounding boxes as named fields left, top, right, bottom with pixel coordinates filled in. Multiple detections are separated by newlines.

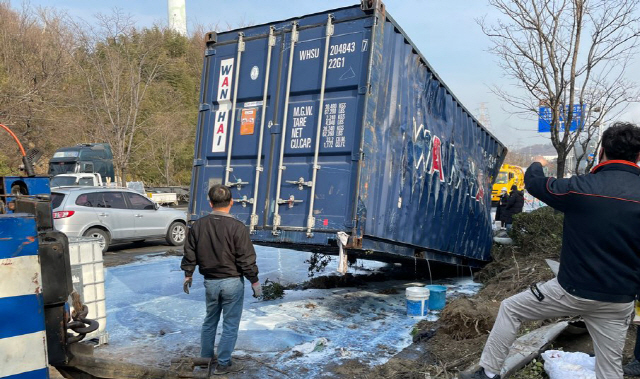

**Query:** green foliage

left=510, top=206, right=564, bottom=258
left=305, top=253, right=333, bottom=277
left=0, top=154, right=14, bottom=176
left=511, top=358, right=548, bottom=379
left=0, top=4, right=202, bottom=183
left=260, top=279, right=285, bottom=301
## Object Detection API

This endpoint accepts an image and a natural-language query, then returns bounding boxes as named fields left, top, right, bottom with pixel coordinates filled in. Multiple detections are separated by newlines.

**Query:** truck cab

left=492, top=164, right=525, bottom=203
left=49, top=143, right=115, bottom=182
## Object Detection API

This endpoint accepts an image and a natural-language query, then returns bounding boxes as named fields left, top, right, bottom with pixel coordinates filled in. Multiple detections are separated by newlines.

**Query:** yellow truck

left=492, top=164, right=525, bottom=203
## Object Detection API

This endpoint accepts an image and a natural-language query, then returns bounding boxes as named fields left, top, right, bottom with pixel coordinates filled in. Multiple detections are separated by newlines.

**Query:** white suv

left=51, top=187, right=187, bottom=252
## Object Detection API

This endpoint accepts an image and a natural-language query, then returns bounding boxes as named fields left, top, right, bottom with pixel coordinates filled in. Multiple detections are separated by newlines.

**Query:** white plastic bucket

left=406, top=287, right=430, bottom=317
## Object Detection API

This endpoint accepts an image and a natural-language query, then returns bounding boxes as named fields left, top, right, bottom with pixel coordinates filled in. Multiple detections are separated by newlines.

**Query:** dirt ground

left=102, top=242, right=183, bottom=267
left=331, top=208, right=638, bottom=378
left=52, top=208, right=640, bottom=378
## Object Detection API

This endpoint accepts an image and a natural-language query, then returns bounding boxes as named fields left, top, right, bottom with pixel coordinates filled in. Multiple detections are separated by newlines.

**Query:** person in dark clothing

left=181, top=184, right=261, bottom=376
left=504, top=185, right=525, bottom=230
left=624, top=327, right=640, bottom=375
left=462, top=122, right=640, bottom=379
left=495, top=188, right=509, bottom=228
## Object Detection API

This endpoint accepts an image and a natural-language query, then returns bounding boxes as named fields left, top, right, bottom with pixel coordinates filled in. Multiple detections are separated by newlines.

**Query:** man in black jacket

left=462, top=122, right=640, bottom=379
left=181, top=184, right=261, bottom=375
left=504, top=185, right=525, bottom=230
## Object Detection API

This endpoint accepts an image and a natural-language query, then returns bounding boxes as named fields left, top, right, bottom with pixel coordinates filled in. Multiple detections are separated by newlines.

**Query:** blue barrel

left=425, top=285, right=447, bottom=310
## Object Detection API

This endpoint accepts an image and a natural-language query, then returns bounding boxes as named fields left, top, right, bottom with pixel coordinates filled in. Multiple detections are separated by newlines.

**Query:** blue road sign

left=538, top=104, right=584, bottom=133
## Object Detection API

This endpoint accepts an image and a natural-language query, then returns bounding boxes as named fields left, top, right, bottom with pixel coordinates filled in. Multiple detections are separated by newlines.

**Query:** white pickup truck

left=51, top=173, right=104, bottom=188
left=146, top=192, right=179, bottom=206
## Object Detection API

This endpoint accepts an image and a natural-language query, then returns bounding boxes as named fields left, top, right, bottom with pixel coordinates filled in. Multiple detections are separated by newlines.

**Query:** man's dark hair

left=208, top=184, right=232, bottom=208
left=511, top=184, right=518, bottom=192
left=601, top=122, right=640, bottom=163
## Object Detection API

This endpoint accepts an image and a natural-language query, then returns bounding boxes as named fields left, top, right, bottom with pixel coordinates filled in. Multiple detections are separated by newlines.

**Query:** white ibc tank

left=68, top=237, right=108, bottom=345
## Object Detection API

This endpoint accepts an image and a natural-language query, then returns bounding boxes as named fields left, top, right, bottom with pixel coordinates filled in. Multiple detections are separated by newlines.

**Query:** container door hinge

left=205, top=48, right=216, bottom=56
left=193, top=159, right=205, bottom=167
left=233, top=195, right=254, bottom=208
left=249, top=214, right=259, bottom=233
left=326, top=15, right=335, bottom=36
left=268, top=26, right=277, bottom=47
left=291, top=22, right=299, bottom=43
left=237, top=32, right=245, bottom=52
left=277, top=195, right=303, bottom=208
left=358, top=85, right=369, bottom=95
left=199, top=103, right=211, bottom=111
left=272, top=214, right=282, bottom=235
left=286, top=177, right=313, bottom=190
left=226, top=178, right=248, bottom=189
left=306, top=216, right=316, bottom=237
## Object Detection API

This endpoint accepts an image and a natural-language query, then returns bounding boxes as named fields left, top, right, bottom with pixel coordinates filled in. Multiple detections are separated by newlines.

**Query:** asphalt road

left=103, top=240, right=183, bottom=267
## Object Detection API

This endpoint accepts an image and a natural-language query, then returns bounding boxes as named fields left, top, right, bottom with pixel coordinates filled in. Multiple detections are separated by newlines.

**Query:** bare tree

left=480, top=0, right=640, bottom=177
left=140, top=111, right=187, bottom=186
left=0, top=3, right=77, bottom=171
left=70, top=10, right=166, bottom=184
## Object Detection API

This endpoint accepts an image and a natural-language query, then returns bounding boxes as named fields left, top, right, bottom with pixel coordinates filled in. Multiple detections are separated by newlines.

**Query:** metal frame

left=272, top=22, right=299, bottom=235
left=305, top=14, right=334, bottom=237
left=223, top=33, right=245, bottom=187
left=249, top=27, right=276, bottom=233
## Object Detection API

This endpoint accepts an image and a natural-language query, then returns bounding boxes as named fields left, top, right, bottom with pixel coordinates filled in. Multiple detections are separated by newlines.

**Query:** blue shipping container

left=189, top=0, right=507, bottom=265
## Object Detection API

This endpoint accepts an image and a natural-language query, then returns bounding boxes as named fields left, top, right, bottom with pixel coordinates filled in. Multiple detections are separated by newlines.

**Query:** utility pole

left=478, top=102, right=492, bottom=132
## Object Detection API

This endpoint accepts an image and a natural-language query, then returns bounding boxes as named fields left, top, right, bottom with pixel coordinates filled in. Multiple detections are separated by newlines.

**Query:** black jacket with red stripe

left=525, top=161, right=640, bottom=303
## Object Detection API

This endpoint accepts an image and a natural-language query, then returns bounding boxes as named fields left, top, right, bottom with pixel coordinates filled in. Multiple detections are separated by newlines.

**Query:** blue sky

left=13, top=0, right=640, bottom=148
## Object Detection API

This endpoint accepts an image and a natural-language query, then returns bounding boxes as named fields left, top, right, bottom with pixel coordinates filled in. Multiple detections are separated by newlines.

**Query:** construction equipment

left=0, top=123, right=212, bottom=379
left=491, top=164, right=525, bottom=203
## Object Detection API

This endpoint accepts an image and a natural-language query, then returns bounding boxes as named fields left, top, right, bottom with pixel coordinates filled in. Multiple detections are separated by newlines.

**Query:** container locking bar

left=306, top=14, right=334, bottom=237
left=229, top=178, right=249, bottom=189
left=224, top=32, right=245, bottom=187
left=272, top=21, right=299, bottom=235
left=286, top=177, right=313, bottom=190
left=234, top=195, right=254, bottom=208
left=277, top=195, right=303, bottom=209
left=250, top=26, right=276, bottom=232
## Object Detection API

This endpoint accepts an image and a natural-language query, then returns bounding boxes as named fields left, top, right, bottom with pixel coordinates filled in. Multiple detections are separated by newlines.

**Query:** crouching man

left=181, top=184, right=261, bottom=375
left=463, top=122, right=640, bottom=379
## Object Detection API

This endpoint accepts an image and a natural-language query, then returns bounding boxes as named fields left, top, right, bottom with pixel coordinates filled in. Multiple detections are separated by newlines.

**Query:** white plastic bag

left=541, top=350, right=595, bottom=379
left=336, top=232, right=349, bottom=275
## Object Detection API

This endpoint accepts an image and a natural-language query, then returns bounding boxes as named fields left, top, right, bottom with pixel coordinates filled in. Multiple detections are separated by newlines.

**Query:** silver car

left=51, top=187, right=187, bottom=252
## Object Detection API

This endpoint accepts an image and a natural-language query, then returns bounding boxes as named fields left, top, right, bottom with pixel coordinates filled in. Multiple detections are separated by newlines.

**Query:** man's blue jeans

left=201, top=277, right=244, bottom=365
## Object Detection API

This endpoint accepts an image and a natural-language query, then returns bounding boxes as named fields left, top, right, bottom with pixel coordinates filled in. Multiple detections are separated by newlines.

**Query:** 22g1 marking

left=328, top=57, right=345, bottom=69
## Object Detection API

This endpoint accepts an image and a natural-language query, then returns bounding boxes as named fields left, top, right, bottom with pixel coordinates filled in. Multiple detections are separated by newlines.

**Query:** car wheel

left=166, top=221, right=186, bottom=246
left=84, top=228, right=110, bottom=253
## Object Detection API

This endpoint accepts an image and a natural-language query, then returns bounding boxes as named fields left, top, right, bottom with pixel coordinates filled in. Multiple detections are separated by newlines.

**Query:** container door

left=190, top=10, right=372, bottom=241
left=269, top=16, right=370, bottom=236
left=191, top=27, right=280, bottom=232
